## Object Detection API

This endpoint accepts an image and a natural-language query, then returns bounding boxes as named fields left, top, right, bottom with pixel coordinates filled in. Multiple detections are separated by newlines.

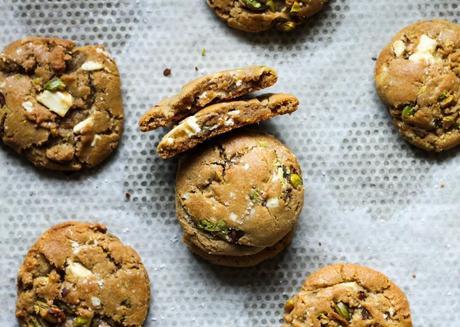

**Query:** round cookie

left=16, top=222, right=150, bottom=327
left=207, top=0, right=327, bottom=33
left=0, top=37, right=124, bottom=170
left=375, top=20, right=460, bottom=152
left=283, top=264, right=413, bottom=327
left=176, top=131, right=304, bottom=267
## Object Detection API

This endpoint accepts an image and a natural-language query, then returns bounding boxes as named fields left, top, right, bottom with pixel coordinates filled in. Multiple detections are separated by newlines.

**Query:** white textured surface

left=0, top=0, right=459, bottom=326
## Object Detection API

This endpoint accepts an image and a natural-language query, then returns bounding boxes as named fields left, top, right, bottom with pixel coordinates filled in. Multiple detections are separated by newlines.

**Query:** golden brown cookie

left=207, top=0, right=327, bottom=33
left=283, top=263, right=413, bottom=327
left=157, top=93, right=299, bottom=159
left=16, top=222, right=150, bottom=327
left=375, top=20, right=460, bottom=152
left=176, top=131, right=304, bottom=267
left=139, top=66, right=277, bottom=131
left=0, top=37, right=124, bottom=170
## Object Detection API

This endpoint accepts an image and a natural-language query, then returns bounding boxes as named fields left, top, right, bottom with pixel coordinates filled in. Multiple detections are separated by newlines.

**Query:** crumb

left=372, top=57, right=377, bottom=61
left=195, top=66, right=199, bottom=71
left=318, top=242, right=322, bottom=247
left=125, top=192, right=131, bottom=201
left=201, top=48, right=206, bottom=57
left=440, top=184, right=445, bottom=188
left=412, top=274, right=416, bottom=279
left=163, top=68, right=172, bottom=77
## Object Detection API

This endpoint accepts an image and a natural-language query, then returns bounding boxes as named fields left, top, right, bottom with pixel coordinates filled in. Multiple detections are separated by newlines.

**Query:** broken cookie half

left=157, top=93, right=299, bottom=159
left=139, top=65, right=277, bottom=131
left=0, top=37, right=123, bottom=171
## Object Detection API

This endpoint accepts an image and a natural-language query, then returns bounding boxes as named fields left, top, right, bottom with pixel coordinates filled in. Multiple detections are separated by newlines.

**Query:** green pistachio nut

left=401, top=105, right=415, bottom=118
left=289, top=173, right=303, bottom=188
left=198, top=219, right=228, bottom=233
left=290, top=1, right=302, bottom=13
left=277, top=21, right=296, bottom=32
left=44, top=78, right=66, bottom=92
left=266, top=0, right=277, bottom=11
left=74, top=316, right=91, bottom=327
left=334, top=302, right=351, bottom=321
left=239, top=0, right=267, bottom=11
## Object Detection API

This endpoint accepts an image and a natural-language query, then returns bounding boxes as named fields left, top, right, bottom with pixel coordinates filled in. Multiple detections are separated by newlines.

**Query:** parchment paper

left=0, top=1, right=459, bottom=326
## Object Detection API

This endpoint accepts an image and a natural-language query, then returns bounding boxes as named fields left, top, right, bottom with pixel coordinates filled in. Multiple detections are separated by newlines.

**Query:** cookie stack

left=139, top=67, right=304, bottom=267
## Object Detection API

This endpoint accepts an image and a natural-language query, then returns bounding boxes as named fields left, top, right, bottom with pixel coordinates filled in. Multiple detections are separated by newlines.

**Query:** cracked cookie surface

left=207, top=0, right=327, bottom=33
left=16, top=222, right=150, bottom=327
left=283, top=264, right=412, bottom=327
left=0, top=37, right=123, bottom=170
left=375, top=20, right=460, bottom=152
left=176, top=131, right=304, bottom=267
left=139, top=66, right=277, bottom=131
left=157, top=93, right=299, bottom=159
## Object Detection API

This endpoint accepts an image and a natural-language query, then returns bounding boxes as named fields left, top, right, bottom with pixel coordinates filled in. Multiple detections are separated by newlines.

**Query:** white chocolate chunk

left=81, top=60, right=104, bottom=71
left=224, top=118, right=234, bottom=126
left=229, top=212, right=238, bottom=222
left=73, top=116, right=94, bottom=134
left=392, top=40, right=406, bottom=57
left=165, top=137, right=175, bottom=145
left=266, top=197, right=279, bottom=208
left=91, top=296, right=101, bottom=307
left=409, top=34, right=439, bottom=64
left=182, top=116, right=201, bottom=137
left=67, top=262, right=93, bottom=279
left=96, top=47, right=114, bottom=60
left=91, top=135, right=102, bottom=147
left=228, top=110, right=240, bottom=116
left=36, top=91, right=73, bottom=117
left=70, top=241, right=81, bottom=255
left=22, top=101, right=33, bottom=112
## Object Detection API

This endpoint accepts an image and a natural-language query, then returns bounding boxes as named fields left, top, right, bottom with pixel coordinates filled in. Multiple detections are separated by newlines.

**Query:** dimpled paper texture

left=1, top=0, right=460, bottom=326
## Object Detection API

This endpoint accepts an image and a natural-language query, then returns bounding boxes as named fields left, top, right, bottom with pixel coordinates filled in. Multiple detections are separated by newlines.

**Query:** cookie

left=207, top=0, right=327, bottom=33
left=0, top=37, right=123, bottom=170
left=139, top=66, right=277, bottom=131
left=157, top=93, right=299, bottom=159
left=283, top=263, right=412, bottom=327
left=176, top=131, right=304, bottom=267
left=16, top=222, right=150, bottom=327
left=375, top=20, right=460, bottom=152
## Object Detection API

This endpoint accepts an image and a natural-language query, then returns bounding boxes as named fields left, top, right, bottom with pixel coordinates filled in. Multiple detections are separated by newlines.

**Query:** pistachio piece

left=36, top=90, right=74, bottom=117
left=33, top=300, right=66, bottom=324
left=284, top=298, right=296, bottom=312
left=290, top=1, right=302, bottom=13
left=197, top=219, right=228, bottom=233
left=249, top=188, right=262, bottom=204
left=266, top=0, right=276, bottom=11
left=401, top=105, right=415, bottom=118
left=74, top=316, right=91, bottom=327
left=239, top=0, right=266, bottom=11
left=290, top=173, right=303, bottom=188
left=277, top=21, right=296, bottom=32
left=438, top=91, right=449, bottom=101
left=27, top=317, right=44, bottom=327
left=32, top=77, right=42, bottom=87
left=440, top=94, right=455, bottom=108
left=44, top=78, right=66, bottom=92
left=334, top=302, right=351, bottom=321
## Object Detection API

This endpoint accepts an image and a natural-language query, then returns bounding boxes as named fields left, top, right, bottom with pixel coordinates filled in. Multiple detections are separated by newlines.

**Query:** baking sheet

left=0, top=0, right=459, bottom=326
